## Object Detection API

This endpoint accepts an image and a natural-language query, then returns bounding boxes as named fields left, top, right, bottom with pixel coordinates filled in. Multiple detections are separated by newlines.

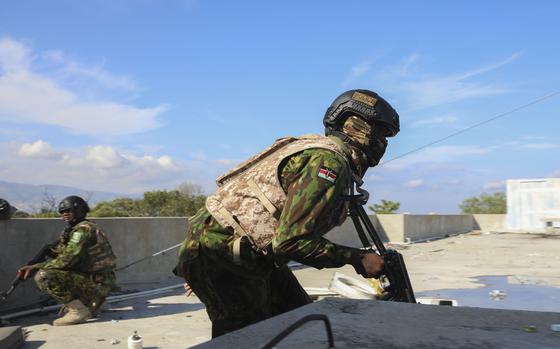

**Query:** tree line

left=368, top=192, right=506, bottom=214
left=14, top=185, right=507, bottom=217
left=17, top=183, right=207, bottom=218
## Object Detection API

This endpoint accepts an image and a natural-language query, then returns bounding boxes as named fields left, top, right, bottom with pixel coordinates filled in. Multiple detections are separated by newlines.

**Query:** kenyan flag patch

left=318, top=166, right=337, bottom=183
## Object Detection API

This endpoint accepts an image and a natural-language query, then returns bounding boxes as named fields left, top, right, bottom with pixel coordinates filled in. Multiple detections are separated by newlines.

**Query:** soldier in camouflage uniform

left=17, top=196, right=116, bottom=326
left=174, top=89, right=400, bottom=337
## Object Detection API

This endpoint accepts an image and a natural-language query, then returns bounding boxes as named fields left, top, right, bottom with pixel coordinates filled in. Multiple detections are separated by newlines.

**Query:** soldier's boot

left=53, top=299, right=91, bottom=326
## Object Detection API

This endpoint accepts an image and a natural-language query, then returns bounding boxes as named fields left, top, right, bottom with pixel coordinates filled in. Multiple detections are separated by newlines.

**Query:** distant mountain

left=0, top=180, right=139, bottom=213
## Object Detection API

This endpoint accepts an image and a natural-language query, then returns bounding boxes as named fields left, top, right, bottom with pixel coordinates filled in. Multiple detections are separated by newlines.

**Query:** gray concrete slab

left=17, top=291, right=210, bottom=349
left=401, top=231, right=560, bottom=291
left=195, top=298, right=560, bottom=349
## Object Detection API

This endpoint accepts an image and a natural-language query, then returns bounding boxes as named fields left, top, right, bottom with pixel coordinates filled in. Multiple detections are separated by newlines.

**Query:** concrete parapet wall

left=325, top=214, right=408, bottom=248
left=403, top=214, right=474, bottom=242
left=473, top=214, right=508, bottom=231
left=0, top=217, right=187, bottom=312
left=326, top=214, right=508, bottom=247
left=1, top=214, right=507, bottom=311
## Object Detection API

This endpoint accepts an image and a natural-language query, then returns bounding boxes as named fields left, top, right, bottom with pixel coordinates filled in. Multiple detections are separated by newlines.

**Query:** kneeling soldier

left=17, top=196, right=117, bottom=326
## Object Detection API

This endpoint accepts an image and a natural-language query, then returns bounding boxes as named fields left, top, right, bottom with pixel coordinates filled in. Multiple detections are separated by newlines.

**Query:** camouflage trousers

left=181, top=245, right=312, bottom=338
left=34, top=268, right=116, bottom=308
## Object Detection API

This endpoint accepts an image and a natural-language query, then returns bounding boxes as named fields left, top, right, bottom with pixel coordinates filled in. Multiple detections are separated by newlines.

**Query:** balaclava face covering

left=341, top=115, right=388, bottom=172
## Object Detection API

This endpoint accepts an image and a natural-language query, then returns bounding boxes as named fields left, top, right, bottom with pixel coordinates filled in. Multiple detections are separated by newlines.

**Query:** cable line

left=380, top=91, right=560, bottom=166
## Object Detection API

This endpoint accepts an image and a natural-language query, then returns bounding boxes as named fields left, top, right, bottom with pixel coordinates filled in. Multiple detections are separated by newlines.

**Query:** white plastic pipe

left=0, top=283, right=185, bottom=321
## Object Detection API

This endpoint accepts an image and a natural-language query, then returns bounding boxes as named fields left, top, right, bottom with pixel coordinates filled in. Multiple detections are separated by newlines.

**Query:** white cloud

left=0, top=37, right=167, bottom=136
left=342, top=61, right=372, bottom=87
left=18, top=140, right=62, bottom=160
left=42, top=50, right=138, bottom=91
left=2, top=141, right=191, bottom=193
left=520, top=143, right=560, bottom=150
left=381, top=144, right=493, bottom=171
left=85, top=145, right=127, bottom=168
left=405, top=179, right=424, bottom=188
left=377, top=52, right=520, bottom=109
left=455, top=52, right=522, bottom=80
left=400, top=77, right=507, bottom=109
left=17, top=141, right=180, bottom=174
left=157, top=156, right=176, bottom=169
left=0, top=38, right=31, bottom=73
left=394, top=53, right=422, bottom=77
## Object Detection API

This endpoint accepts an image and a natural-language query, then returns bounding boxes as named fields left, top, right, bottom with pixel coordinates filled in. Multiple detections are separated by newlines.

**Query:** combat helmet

left=0, top=198, right=12, bottom=220
left=323, top=89, right=400, bottom=137
left=58, top=195, right=90, bottom=220
left=323, top=89, right=400, bottom=167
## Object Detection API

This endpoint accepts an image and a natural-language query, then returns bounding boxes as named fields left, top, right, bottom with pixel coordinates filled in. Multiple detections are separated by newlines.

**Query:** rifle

left=0, top=240, right=58, bottom=302
left=0, top=277, right=22, bottom=301
left=346, top=177, right=416, bottom=303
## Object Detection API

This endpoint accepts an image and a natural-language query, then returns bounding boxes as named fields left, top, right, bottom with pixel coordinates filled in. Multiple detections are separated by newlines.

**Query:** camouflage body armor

left=75, top=221, right=116, bottom=273
left=206, top=134, right=354, bottom=256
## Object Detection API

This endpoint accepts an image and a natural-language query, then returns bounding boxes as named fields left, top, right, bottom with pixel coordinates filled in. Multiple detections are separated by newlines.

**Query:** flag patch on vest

left=318, top=166, right=337, bottom=183
left=70, top=231, right=83, bottom=244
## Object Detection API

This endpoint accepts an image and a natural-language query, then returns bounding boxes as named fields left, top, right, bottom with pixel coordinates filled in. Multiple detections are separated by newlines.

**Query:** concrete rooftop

left=4, top=231, right=560, bottom=348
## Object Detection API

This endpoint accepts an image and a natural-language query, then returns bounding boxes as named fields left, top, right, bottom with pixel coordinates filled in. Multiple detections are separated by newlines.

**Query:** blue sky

left=0, top=1, right=559, bottom=213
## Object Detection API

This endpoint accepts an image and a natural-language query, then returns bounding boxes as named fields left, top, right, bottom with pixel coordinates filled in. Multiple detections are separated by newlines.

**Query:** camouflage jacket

left=38, top=220, right=116, bottom=274
left=176, top=137, right=364, bottom=273
left=206, top=134, right=352, bottom=253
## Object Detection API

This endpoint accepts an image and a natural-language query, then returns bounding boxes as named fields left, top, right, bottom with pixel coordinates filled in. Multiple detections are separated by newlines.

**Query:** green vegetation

left=29, top=209, right=59, bottom=218
left=368, top=199, right=400, bottom=214
left=12, top=210, right=30, bottom=218
left=90, top=189, right=206, bottom=217
left=24, top=182, right=207, bottom=218
left=459, top=192, right=506, bottom=214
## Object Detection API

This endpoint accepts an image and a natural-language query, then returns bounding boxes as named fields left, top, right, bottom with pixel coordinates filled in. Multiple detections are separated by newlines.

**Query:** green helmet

left=323, top=89, right=400, bottom=137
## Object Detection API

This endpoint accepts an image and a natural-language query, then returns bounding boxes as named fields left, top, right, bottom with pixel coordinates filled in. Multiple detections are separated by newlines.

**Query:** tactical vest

left=206, top=134, right=355, bottom=256
left=76, top=221, right=117, bottom=273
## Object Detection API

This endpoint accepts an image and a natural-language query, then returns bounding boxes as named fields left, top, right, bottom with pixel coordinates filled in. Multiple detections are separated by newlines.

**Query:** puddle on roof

left=416, top=275, right=560, bottom=312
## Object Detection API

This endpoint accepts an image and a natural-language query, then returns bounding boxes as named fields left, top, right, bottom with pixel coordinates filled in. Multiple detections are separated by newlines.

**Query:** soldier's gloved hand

left=359, top=252, right=385, bottom=279
left=16, top=265, right=37, bottom=280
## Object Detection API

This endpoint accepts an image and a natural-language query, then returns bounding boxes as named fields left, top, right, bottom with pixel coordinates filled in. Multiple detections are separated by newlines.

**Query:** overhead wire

left=379, top=91, right=560, bottom=167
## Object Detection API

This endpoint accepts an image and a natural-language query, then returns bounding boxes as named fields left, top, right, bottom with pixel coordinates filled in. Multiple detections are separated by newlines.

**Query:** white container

left=128, top=331, right=143, bottom=349
left=328, top=272, right=376, bottom=299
